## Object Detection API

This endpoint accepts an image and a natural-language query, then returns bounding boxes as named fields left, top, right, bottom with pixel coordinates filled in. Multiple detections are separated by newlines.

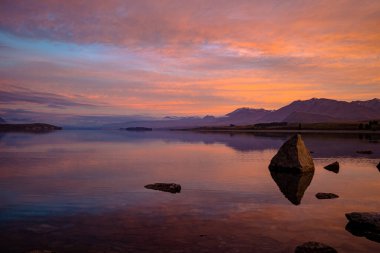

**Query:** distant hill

left=0, top=123, right=62, bottom=132
left=224, top=108, right=271, bottom=125
left=103, top=98, right=380, bottom=129
left=105, top=108, right=272, bottom=129
left=258, top=98, right=380, bottom=123
left=282, top=111, right=341, bottom=123
left=6, top=98, right=378, bottom=129
left=352, top=98, right=380, bottom=111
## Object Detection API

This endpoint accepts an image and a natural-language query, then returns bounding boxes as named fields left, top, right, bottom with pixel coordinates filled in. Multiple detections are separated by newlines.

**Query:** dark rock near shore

left=270, top=170, right=314, bottom=205
left=269, top=134, right=314, bottom=173
left=0, top=123, right=62, bottom=132
left=324, top=161, right=339, bottom=173
left=295, top=241, right=337, bottom=253
left=144, top=183, right=181, bottom=193
left=356, top=150, right=373, bottom=154
left=377, top=162, right=380, bottom=171
left=346, top=212, right=380, bottom=228
left=345, top=212, right=380, bottom=243
left=315, top=193, right=339, bottom=199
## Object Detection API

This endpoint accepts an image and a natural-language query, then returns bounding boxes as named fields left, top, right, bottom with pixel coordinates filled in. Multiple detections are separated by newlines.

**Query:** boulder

left=377, top=162, right=380, bottom=171
left=269, top=134, right=314, bottom=173
left=315, top=193, right=339, bottom=199
left=345, top=212, right=380, bottom=243
left=144, top=183, right=181, bottom=193
left=324, top=161, right=339, bottom=173
left=295, top=241, right=337, bottom=253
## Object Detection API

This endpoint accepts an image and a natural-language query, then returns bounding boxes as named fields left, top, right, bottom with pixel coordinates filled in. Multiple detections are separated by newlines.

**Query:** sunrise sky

left=1, top=0, right=379, bottom=116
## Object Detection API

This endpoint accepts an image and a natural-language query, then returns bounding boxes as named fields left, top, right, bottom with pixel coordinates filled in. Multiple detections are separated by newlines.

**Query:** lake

left=0, top=130, right=379, bottom=252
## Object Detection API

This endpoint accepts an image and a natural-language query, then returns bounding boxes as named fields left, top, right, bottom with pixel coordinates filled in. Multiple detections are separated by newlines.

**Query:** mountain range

left=1, top=98, right=379, bottom=129
left=106, top=98, right=380, bottom=129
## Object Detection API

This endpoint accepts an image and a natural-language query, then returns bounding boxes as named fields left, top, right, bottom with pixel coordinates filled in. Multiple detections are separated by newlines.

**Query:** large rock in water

left=269, top=134, right=314, bottom=173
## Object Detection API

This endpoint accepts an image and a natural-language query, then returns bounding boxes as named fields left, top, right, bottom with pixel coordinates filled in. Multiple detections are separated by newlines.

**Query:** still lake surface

left=0, top=130, right=379, bottom=252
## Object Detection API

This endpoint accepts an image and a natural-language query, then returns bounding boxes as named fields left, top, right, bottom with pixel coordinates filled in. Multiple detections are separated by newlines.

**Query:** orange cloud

left=0, top=0, right=379, bottom=115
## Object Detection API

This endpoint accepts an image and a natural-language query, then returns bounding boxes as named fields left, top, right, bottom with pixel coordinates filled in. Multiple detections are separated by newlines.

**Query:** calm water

left=0, top=130, right=379, bottom=252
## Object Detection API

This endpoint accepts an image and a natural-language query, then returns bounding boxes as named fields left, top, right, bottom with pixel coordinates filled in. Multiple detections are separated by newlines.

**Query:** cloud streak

left=0, top=89, right=98, bottom=109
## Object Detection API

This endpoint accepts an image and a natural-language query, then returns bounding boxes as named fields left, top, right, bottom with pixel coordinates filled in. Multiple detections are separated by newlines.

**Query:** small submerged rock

left=315, top=193, right=339, bottom=199
left=345, top=212, right=380, bottom=243
left=144, top=183, right=181, bottom=193
left=295, top=241, right=337, bottom=253
left=324, top=161, right=339, bottom=173
left=356, top=150, right=373, bottom=154
left=269, top=134, right=314, bottom=173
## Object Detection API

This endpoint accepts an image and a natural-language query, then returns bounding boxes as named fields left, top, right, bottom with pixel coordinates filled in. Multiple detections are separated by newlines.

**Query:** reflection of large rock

left=270, top=170, right=314, bottom=205
left=269, top=134, right=314, bottom=173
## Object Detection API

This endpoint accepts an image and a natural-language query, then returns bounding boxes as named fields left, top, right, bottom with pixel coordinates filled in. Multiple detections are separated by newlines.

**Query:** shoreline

left=173, top=129, right=380, bottom=135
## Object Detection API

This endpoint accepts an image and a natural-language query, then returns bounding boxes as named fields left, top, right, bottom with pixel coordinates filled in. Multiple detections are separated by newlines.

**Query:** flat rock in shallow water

left=269, top=134, right=314, bottom=173
left=356, top=150, right=373, bottom=154
left=345, top=212, right=380, bottom=243
left=295, top=241, right=337, bottom=253
left=315, top=193, right=339, bottom=199
left=144, top=183, right=181, bottom=193
left=345, top=212, right=380, bottom=230
left=28, top=250, right=55, bottom=253
left=324, top=161, right=339, bottom=173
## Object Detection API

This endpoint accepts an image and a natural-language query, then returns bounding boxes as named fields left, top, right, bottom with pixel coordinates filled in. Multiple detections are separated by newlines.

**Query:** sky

left=0, top=0, right=380, bottom=117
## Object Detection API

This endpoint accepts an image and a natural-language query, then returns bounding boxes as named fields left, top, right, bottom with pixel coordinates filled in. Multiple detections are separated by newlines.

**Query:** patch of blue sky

left=0, top=30, right=107, bottom=62
left=0, top=30, right=157, bottom=72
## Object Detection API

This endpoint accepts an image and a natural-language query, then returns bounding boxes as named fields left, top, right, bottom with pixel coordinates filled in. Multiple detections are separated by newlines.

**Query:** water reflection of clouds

left=1, top=130, right=379, bottom=157
left=0, top=131, right=379, bottom=252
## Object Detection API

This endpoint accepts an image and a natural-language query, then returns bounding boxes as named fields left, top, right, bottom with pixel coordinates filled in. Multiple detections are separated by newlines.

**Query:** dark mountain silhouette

left=258, top=98, right=380, bottom=123
left=224, top=108, right=272, bottom=125
left=4, top=98, right=378, bottom=129
left=0, top=117, right=6, bottom=124
left=352, top=98, right=380, bottom=111
left=282, top=111, right=341, bottom=123
left=106, top=98, right=379, bottom=129
left=105, top=108, right=272, bottom=129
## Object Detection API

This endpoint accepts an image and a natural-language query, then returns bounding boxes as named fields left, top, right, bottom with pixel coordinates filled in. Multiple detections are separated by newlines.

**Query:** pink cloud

left=0, top=0, right=379, bottom=115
